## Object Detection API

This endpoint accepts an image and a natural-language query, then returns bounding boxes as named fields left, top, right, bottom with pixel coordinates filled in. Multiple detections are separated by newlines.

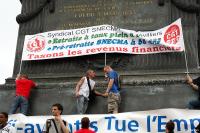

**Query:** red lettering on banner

left=68, top=50, right=82, bottom=56
left=27, top=54, right=34, bottom=59
left=132, top=47, right=139, bottom=53
left=86, top=47, right=127, bottom=54
left=39, top=54, right=45, bottom=58
left=132, top=46, right=182, bottom=53
left=27, top=52, right=64, bottom=60
left=103, top=47, right=108, bottom=51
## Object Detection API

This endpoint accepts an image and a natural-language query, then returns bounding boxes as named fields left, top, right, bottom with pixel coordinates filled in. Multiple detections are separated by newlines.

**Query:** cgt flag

left=22, top=18, right=184, bottom=60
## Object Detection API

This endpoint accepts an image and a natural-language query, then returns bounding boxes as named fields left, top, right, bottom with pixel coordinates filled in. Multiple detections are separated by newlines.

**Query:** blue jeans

left=9, top=96, right=29, bottom=115
left=76, top=95, right=88, bottom=114
left=188, top=100, right=200, bottom=109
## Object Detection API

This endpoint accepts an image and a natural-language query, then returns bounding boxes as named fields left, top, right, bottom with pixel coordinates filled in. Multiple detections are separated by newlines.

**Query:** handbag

left=86, top=77, right=96, bottom=102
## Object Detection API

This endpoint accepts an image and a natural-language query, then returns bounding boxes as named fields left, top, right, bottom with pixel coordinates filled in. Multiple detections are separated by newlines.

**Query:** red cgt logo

left=26, top=35, right=45, bottom=52
left=164, top=24, right=180, bottom=45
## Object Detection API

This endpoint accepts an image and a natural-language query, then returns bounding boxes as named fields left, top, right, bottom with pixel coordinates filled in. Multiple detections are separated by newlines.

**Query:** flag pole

left=183, top=48, right=189, bottom=76
left=19, top=44, right=25, bottom=74
left=180, top=18, right=189, bottom=76
left=19, top=59, right=23, bottom=74
left=105, top=53, right=107, bottom=66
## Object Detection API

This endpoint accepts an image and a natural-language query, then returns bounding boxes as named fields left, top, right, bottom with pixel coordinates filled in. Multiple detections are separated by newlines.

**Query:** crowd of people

left=1, top=65, right=200, bottom=132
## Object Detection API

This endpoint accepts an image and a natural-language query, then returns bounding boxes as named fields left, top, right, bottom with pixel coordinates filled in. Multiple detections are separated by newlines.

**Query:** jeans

left=77, top=95, right=88, bottom=114
left=9, top=96, right=29, bottom=115
left=188, top=100, right=200, bottom=109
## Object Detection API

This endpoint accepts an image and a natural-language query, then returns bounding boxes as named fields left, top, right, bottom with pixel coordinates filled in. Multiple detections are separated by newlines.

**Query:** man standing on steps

left=103, top=65, right=121, bottom=114
left=9, top=74, right=37, bottom=115
left=75, top=69, right=104, bottom=114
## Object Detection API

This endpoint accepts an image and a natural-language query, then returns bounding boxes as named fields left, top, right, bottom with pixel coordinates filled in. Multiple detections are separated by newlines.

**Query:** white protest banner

left=8, top=108, right=200, bottom=133
left=22, top=18, right=184, bottom=60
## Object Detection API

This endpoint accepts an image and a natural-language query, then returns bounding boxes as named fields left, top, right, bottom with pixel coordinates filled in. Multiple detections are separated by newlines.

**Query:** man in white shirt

left=75, top=69, right=104, bottom=114
left=0, top=112, right=15, bottom=133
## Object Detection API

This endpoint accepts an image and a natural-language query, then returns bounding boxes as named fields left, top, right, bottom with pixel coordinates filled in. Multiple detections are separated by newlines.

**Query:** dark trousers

left=188, top=100, right=200, bottom=109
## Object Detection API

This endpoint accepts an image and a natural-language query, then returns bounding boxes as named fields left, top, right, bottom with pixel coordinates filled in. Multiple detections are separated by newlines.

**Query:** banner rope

left=19, top=59, right=23, bottom=74
left=105, top=53, right=107, bottom=66
left=183, top=48, right=189, bottom=75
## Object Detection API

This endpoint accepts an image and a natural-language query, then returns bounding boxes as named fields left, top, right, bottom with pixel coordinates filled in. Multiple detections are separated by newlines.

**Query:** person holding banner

left=75, top=70, right=104, bottom=114
left=103, top=66, right=121, bottom=114
left=186, top=75, right=200, bottom=109
left=0, top=112, right=16, bottom=133
left=9, top=74, right=37, bottom=115
left=43, top=103, right=69, bottom=133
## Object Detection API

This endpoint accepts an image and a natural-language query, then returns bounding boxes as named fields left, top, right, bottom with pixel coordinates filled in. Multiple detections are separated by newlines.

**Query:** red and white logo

left=164, top=24, right=180, bottom=45
left=26, top=35, right=45, bottom=52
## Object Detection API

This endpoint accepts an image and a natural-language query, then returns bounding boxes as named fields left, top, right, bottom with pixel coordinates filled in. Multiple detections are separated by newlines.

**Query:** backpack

left=86, top=77, right=96, bottom=103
